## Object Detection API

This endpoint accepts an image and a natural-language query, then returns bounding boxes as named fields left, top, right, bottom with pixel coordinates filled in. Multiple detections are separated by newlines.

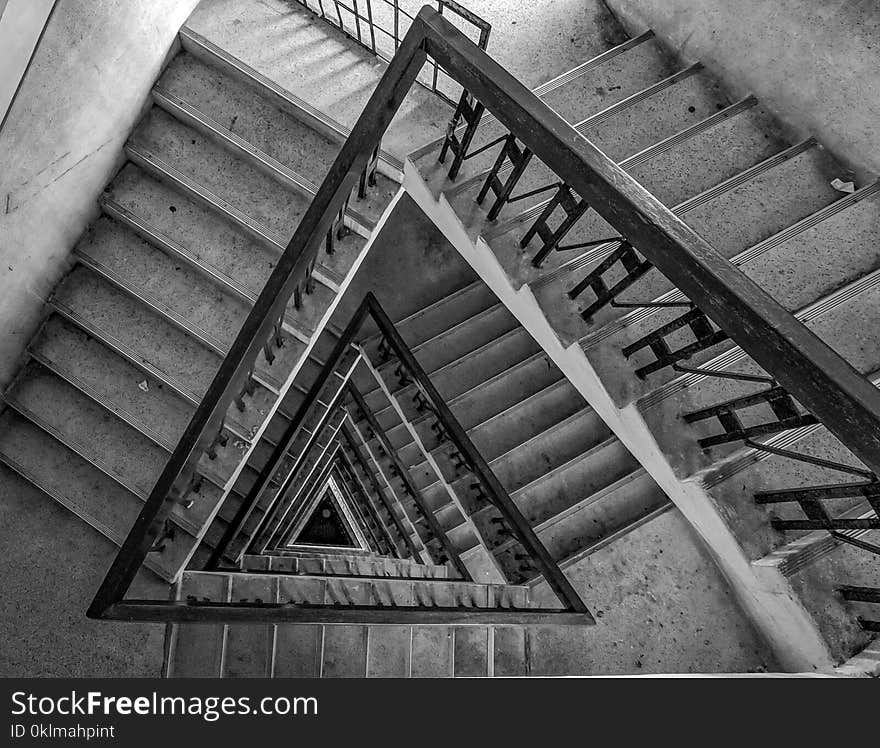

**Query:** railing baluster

left=476, top=133, right=532, bottom=221
left=520, top=182, right=590, bottom=267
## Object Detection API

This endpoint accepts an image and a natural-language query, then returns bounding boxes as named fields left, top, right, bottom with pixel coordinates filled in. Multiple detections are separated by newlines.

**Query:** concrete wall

left=0, top=0, right=200, bottom=389
left=0, top=1, right=57, bottom=128
left=604, top=0, right=880, bottom=180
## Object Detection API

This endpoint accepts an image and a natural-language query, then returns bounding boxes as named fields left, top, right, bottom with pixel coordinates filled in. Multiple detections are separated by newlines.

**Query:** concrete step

left=105, top=163, right=337, bottom=334
left=0, top=408, right=193, bottom=582
left=370, top=302, right=520, bottom=381
left=444, top=65, right=724, bottom=229
left=124, top=124, right=364, bottom=290
left=75, top=217, right=307, bottom=392
left=186, top=571, right=531, bottom=609
left=597, top=185, right=880, bottom=407
left=369, top=281, right=498, bottom=349
left=49, top=264, right=273, bottom=438
left=471, top=437, right=639, bottom=539
left=375, top=327, right=542, bottom=409
left=4, top=359, right=221, bottom=532
left=533, top=470, right=671, bottom=569
left=165, top=573, right=229, bottom=677
left=514, top=138, right=820, bottom=295
left=532, top=145, right=845, bottom=351
left=437, top=42, right=690, bottom=196
left=182, top=0, right=448, bottom=163
left=155, top=50, right=397, bottom=227
left=165, top=568, right=529, bottom=677
left=538, top=32, right=673, bottom=127
left=131, top=106, right=313, bottom=246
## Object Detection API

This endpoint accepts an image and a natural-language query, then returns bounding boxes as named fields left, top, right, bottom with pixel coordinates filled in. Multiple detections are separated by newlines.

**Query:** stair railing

left=212, top=292, right=592, bottom=622
left=338, top=420, right=427, bottom=560
left=292, top=0, right=491, bottom=106
left=91, top=6, right=880, bottom=628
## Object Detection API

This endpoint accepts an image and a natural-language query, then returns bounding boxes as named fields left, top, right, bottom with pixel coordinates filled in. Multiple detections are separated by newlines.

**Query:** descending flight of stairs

left=349, top=279, right=670, bottom=584
left=3, top=0, right=873, bottom=676
left=407, top=28, right=880, bottom=666
left=0, top=21, right=400, bottom=582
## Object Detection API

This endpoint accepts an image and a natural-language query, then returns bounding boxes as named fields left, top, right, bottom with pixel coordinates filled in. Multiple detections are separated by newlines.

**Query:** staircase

left=406, top=26, right=880, bottom=669
left=0, top=12, right=402, bottom=582
left=349, top=279, right=670, bottom=583
left=4, top=0, right=874, bottom=677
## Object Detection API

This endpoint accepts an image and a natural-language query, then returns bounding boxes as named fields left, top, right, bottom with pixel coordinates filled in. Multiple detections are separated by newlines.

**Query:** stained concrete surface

left=0, top=466, right=166, bottom=677
left=529, top=507, right=778, bottom=674
left=0, top=0, right=201, bottom=391
left=331, top=193, right=478, bottom=328
left=606, top=0, right=880, bottom=180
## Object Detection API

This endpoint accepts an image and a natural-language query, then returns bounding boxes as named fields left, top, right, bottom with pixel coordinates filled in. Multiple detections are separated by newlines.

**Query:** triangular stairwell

left=4, top=0, right=879, bottom=678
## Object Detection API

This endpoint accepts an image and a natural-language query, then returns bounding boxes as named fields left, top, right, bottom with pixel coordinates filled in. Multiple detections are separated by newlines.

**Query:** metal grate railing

left=292, top=0, right=490, bottom=105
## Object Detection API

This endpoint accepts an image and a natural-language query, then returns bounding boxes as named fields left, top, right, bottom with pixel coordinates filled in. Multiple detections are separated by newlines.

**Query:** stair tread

left=77, top=216, right=308, bottom=389
left=156, top=50, right=397, bottom=226
left=51, top=265, right=273, bottom=436
left=5, top=361, right=222, bottom=536
left=0, top=410, right=189, bottom=581
left=132, top=106, right=312, bottom=241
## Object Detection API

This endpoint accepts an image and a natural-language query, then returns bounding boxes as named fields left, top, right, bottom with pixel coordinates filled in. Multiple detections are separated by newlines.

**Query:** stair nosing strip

left=532, top=137, right=819, bottom=291
left=101, top=197, right=312, bottom=344
left=152, top=86, right=376, bottom=236
left=0, top=448, right=175, bottom=583
left=641, top=260, right=880, bottom=409
left=178, top=25, right=404, bottom=175
left=74, top=253, right=284, bottom=396
left=582, top=173, right=875, bottom=353
left=28, top=346, right=238, bottom=492
left=2, top=395, right=203, bottom=538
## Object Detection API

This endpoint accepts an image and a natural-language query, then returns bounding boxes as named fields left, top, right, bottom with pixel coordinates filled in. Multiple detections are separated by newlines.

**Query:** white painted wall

left=0, top=0, right=57, bottom=128
left=0, top=0, right=201, bottom=388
